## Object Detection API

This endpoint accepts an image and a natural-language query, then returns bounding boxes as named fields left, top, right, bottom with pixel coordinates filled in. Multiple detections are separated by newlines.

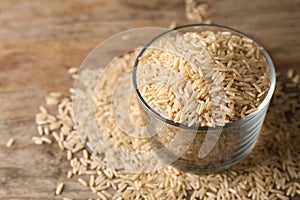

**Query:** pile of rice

left=137, top=31, right=270, bottom=127
left=33, top=52, right=300, bottom=199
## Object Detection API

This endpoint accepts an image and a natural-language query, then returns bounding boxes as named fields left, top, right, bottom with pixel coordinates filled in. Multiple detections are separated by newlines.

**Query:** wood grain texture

left=0, top=0, right=299, bottom=199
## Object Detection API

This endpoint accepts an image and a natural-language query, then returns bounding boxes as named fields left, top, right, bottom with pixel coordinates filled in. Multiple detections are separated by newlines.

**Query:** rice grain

left=55, top=182, right=64, bottom=195
left=78, top=178, right=88, bottom=187
left=6, top=138, right=15, bottom=147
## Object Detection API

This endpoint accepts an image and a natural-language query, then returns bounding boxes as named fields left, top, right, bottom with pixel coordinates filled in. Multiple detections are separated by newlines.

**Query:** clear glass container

left=133, top=24, right=276, bottom=173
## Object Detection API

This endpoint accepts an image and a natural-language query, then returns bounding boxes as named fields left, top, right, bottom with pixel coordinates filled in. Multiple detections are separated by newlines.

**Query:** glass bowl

left=133, top=24, right=276, bottom=173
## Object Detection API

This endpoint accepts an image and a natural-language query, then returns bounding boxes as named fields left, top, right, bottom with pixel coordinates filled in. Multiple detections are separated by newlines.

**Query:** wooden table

left=0, top=0, right=299, bottom=199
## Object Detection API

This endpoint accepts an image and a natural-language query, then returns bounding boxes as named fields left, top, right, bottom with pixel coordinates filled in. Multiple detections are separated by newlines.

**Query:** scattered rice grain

left=55, top=182, right=64, bottom=195
left=78, top=178, right=88, bottom=187
left=6, top=138, right=15, bottom=147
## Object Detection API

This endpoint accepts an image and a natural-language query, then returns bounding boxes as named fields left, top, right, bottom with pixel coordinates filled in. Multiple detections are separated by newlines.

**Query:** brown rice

left=33, top=48, right=299, bottom=200
left=138, top=31, right=270, bottom=127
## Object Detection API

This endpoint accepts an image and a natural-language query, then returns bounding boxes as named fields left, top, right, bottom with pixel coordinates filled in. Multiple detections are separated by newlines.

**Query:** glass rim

left=132, top=23, right=276, bottom=131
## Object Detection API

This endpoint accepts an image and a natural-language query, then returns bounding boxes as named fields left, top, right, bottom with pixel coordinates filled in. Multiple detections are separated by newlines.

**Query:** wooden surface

left=0, top=0, right=299, bottom=199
